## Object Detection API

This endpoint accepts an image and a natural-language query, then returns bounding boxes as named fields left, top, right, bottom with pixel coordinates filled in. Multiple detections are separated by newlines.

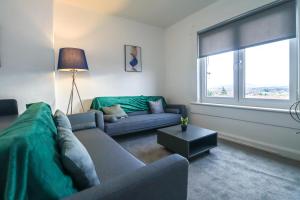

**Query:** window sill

left=191, top=102, right=291, bottom=114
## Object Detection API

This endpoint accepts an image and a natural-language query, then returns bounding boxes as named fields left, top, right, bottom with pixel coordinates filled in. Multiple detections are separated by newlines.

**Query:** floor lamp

left=57, top=48, right=88, bottom=114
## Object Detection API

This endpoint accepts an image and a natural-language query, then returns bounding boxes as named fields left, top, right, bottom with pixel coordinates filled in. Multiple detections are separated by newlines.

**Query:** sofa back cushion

left=91, top=96, right=167, bottom=113
left=54, top=109, right=72, bottom=130
left=0, top=102, right=77, bottom=200
left=57, top=127, right=100, bottom=190
left=102, top=104, right=128, bottom=118
left=68, top=112, right=97, bottom=131
left=149, top=99, right=165, bottom=114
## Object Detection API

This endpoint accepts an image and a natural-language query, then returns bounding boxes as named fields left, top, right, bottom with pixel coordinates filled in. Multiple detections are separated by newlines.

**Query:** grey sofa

left=97, top=104, right=187, bottom=136
left=65, top=111, right=189, bottom=200
left=0, top=99, right=18, bottom=131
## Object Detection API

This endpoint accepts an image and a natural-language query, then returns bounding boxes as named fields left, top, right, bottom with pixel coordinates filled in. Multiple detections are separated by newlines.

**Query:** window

left=199, top=39, right=297, bottom=108
left=244, top=40, right=290, bottom=100
left=206, top=51, right=234, bottom=98
left=197, top=1, right=297, bottom=109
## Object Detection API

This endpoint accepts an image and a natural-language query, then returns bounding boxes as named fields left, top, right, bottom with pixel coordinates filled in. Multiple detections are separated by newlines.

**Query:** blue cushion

left=57, top=127, right=100, bottom=190
left=54, top=109, right=72, bottom=130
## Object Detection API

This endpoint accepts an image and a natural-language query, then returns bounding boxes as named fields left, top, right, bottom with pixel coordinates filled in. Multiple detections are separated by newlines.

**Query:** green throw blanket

left=0, top=103, right=77, bottom=200
left=90, top=96, right=167, bottom=113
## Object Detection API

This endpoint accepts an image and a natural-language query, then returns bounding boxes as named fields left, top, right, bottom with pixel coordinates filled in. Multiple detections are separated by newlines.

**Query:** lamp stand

left=67, top=70, right=85, bottom=114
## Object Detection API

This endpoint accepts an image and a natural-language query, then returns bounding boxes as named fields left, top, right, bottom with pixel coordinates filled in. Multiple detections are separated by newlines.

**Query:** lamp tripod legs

left=66, top=71, right=85, bottom=114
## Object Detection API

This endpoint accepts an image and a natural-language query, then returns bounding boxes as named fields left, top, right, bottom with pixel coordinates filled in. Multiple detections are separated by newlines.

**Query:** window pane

left=244, top=40, right=290, bottom=100
left=206, top=51, right=234, bottom=97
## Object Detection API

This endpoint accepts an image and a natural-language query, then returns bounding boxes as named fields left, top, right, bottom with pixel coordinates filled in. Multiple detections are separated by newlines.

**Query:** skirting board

left=218, top=132, right=300, bottom=161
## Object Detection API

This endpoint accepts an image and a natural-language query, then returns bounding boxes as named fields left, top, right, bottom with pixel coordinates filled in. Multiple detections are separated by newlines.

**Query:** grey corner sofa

left=65, top=111, right=189, bottom=200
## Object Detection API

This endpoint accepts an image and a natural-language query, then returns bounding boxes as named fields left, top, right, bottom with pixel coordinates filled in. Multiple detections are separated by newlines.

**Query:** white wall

left=164, top=0, right=300, bottom=160
left=1, top=0, right=299, bottom=160
left=54, top=1, right=165, bottom=113
left=0, top=0, right=55, bottom=113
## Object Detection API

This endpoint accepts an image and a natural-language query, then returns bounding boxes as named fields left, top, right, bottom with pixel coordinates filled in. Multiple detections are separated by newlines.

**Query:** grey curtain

left=198, top=0, right=296, bottom=58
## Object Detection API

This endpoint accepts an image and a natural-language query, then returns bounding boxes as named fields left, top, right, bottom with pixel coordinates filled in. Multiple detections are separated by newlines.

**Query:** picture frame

left=124, top=45, right=142, bottom=72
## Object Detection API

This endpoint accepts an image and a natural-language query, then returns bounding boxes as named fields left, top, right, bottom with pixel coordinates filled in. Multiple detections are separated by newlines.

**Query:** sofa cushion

left=74, top=128, right=145, bottom=182
left=149, top=99, right=164, bottom=114
left=127, top=111, right=149, bottom=116
left=165, top=108, right=181, bottom=114
left=57, top=127, right=100, bottom=190
left=102, top=104, right=128, bottom=118
left=103, top=115, right=118, bottom=123
left=105, top=113, right=181, bottom=136
left=68, top=112, right=97, bottom=131
left=54, top=109, right=72, bottom=130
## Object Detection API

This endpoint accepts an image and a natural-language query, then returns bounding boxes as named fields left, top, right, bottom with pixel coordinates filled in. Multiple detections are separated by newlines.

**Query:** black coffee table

left=157, top=125, right=217, bottom=159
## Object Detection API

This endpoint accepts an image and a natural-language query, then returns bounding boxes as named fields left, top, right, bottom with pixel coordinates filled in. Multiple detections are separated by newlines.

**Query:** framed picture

left=124, top=45, right=142, bottom=72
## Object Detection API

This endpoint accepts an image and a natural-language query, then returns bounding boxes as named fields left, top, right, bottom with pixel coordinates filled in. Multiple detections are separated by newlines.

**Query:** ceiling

left=58, top=0, right=217, bottom=28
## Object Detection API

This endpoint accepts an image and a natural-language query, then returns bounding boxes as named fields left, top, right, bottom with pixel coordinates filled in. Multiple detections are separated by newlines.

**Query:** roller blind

left=198, top=0, right=296, bottom=58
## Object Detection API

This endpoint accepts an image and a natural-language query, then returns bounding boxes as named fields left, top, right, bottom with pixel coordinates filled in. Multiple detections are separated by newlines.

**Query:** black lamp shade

left=57, top=48, right=88, bottom=71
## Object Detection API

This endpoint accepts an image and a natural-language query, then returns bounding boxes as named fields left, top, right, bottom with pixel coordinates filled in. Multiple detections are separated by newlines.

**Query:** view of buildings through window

left=206, top=51, right=234, bottom=97
left=205, top=40, right=290, bottom=100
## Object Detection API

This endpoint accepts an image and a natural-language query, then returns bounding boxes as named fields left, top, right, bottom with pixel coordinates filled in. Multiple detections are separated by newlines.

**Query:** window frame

left=198, top=39, right=298, bottom=109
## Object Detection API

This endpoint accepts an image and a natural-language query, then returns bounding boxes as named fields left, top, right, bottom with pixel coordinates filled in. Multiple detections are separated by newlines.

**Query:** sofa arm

left=64, top=154, right=189, bottom=200
left=91, top=110, right=105, bottom=131
left=166, top=104, right=187, bottom=117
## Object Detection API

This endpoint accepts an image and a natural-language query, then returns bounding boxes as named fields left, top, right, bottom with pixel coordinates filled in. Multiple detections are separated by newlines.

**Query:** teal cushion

left=102, top=104, right=128, bottom=118
left=57, top=127, right=100, bottom=190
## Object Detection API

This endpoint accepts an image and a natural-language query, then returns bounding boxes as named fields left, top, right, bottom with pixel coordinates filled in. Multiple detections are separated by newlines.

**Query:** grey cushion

left=74, top=128, right=145, bottom=182
left=54, top=110, right=72, bottom=130
left=57, top=127, right=100, bottom=190
left=68, top=112, right=97, bottom=131
left=102, top=104, right=128, bottom=118
left=105, top=113, right=181, bottom=136
left=165, top=108, right=180, bottom=114
left=103, top=115, right=118, bottom=123
left=149, top=99, right=164, bottom=114
left=127, top=111, right=149, bottom=116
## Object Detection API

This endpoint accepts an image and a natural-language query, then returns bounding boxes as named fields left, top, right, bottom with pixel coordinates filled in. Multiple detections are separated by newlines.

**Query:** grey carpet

left=115, top=131, right=300, bottom=200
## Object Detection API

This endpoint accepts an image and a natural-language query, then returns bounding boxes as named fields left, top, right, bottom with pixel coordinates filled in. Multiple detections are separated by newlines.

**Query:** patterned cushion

left=148, top=99, right=165, bottom=114
left=102, top=104, right=128, bottom=118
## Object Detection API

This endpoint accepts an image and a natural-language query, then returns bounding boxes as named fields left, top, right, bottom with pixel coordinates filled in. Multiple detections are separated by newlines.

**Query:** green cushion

left=0, top=102, right=77, bottom=200
left=91, top=96, right=167, bottom=113
left=102, top=104, right=128, bottom=118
